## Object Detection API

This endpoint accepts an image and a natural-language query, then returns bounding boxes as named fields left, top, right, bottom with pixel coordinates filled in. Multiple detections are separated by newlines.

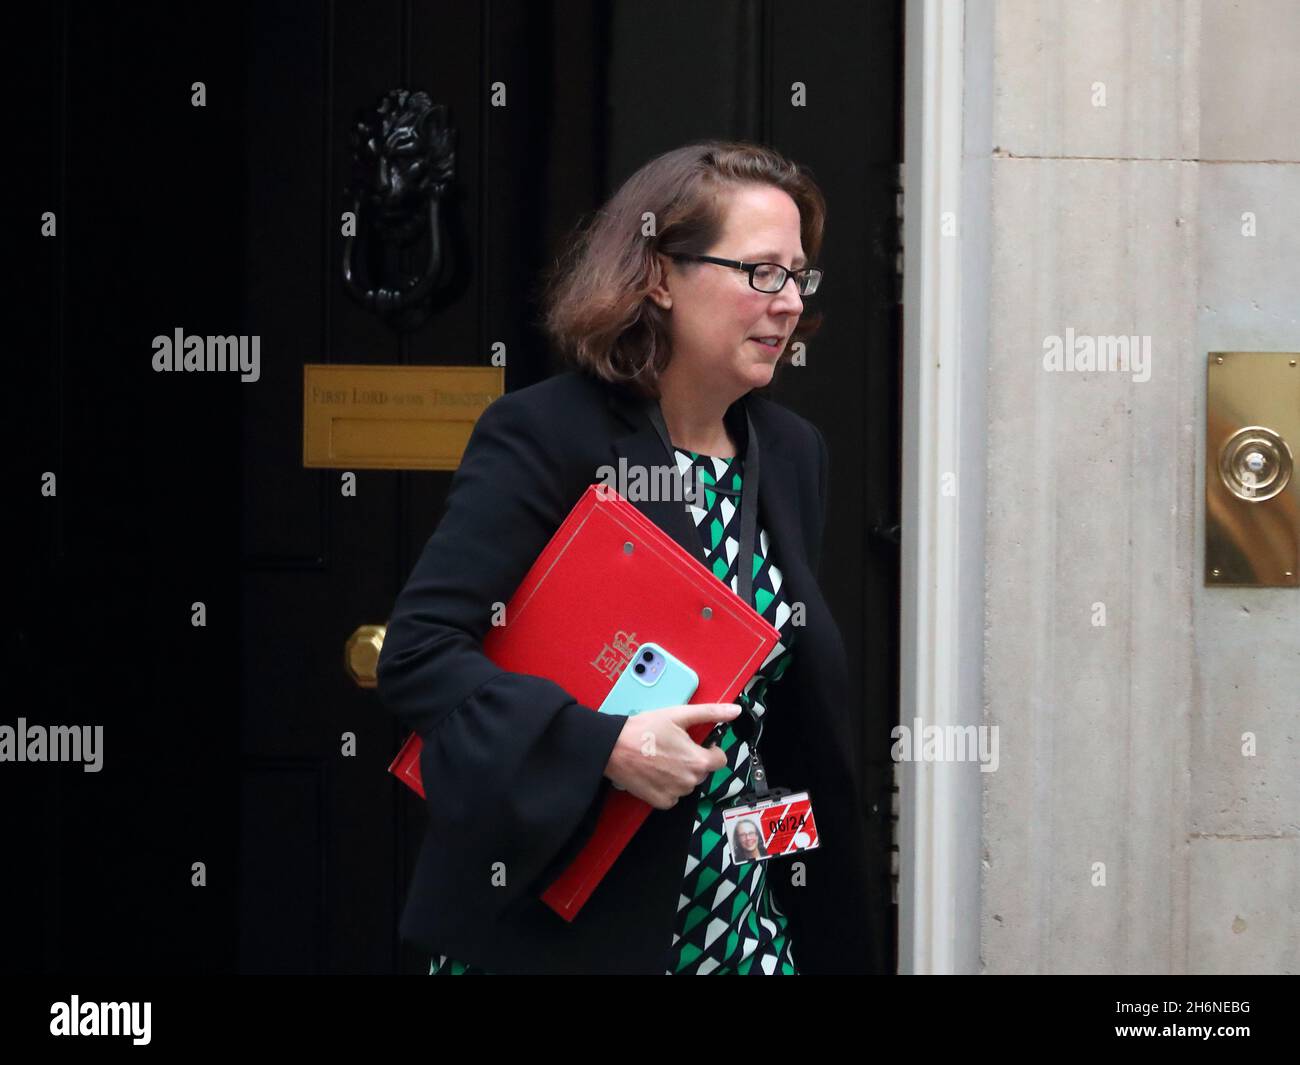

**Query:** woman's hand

left=603, top=703, right=743, bottom=810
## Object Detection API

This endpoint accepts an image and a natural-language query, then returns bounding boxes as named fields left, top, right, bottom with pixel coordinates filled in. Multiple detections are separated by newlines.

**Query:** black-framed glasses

left=668, top=253, right=822, bottom=295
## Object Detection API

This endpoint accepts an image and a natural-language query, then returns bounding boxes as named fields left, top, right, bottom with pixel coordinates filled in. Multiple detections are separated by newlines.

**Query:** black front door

left=13, top=0, right=900, bottom=975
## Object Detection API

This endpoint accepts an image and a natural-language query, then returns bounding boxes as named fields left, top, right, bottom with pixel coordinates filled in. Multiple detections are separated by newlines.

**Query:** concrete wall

left=978, top=0, right=1299, bottom=973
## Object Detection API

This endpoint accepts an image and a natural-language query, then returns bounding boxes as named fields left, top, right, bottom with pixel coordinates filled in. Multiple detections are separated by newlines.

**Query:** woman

left=376, top=140, right=874, bottom=974
left=731, top=819, right=770, bottom=864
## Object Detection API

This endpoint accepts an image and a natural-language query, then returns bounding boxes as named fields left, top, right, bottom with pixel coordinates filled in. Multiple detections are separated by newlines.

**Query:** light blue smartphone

left=597, top=641, right=700, bottom=718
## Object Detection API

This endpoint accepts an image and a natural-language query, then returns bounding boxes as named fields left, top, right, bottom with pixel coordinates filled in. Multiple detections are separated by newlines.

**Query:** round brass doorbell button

left=1217, top=426, right=1292, bottom=502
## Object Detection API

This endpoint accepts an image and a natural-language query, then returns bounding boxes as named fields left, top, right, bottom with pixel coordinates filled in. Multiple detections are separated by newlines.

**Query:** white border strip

left=898, top=0, right=987, bottom=974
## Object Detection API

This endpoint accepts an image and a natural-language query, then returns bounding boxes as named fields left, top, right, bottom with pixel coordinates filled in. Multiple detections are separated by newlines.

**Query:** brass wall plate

left=1205, top=352, right=1299, bottom=587
left=303, top=364, right=503, bottom=470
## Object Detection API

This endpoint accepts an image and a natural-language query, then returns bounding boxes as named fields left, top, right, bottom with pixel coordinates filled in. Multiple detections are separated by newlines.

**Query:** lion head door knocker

left=342, top=90, right=459, bottom=331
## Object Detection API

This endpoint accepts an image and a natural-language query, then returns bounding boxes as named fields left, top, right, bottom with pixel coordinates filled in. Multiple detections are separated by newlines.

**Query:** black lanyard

left=643, top=396, right=775, bottom=797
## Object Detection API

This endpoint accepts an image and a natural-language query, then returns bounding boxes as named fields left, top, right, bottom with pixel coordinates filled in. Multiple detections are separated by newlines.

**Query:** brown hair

left=539, top=140, right=827, bottom=399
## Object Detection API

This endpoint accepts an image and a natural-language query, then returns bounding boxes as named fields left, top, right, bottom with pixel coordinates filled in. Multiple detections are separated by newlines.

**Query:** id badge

left=723, top=791, right=819, bottom=864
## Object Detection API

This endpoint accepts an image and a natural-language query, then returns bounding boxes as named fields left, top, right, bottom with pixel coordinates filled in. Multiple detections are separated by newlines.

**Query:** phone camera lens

left=634, top=663, right=645, bottom=674
left=642, top=651, right=653, bottom=661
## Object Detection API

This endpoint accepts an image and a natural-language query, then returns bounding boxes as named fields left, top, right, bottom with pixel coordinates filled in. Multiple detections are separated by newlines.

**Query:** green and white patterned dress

left=429, top=445, right=798, bottom=975
left=661, top=445, right=799, bottom=975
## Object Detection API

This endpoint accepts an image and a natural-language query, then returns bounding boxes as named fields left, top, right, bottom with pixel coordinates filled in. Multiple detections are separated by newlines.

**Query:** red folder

left=387, top=483, right=780, bottom=920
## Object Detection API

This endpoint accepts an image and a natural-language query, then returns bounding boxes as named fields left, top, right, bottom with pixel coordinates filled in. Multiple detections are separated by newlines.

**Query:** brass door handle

left=345, top=624, right=387, bottom=688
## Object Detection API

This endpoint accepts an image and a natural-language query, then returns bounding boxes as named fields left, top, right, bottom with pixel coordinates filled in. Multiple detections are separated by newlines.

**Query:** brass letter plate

left=303, top=364, right=503, bottom=470
left=1205, top=352, right=1299, bottom=587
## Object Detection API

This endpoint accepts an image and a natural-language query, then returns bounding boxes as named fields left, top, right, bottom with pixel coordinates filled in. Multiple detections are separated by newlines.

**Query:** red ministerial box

left=387, top=483, right=780, bottom=921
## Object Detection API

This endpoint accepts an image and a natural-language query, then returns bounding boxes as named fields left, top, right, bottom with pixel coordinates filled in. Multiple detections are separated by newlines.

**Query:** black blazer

left=376, top=368, right=874, bottom=974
